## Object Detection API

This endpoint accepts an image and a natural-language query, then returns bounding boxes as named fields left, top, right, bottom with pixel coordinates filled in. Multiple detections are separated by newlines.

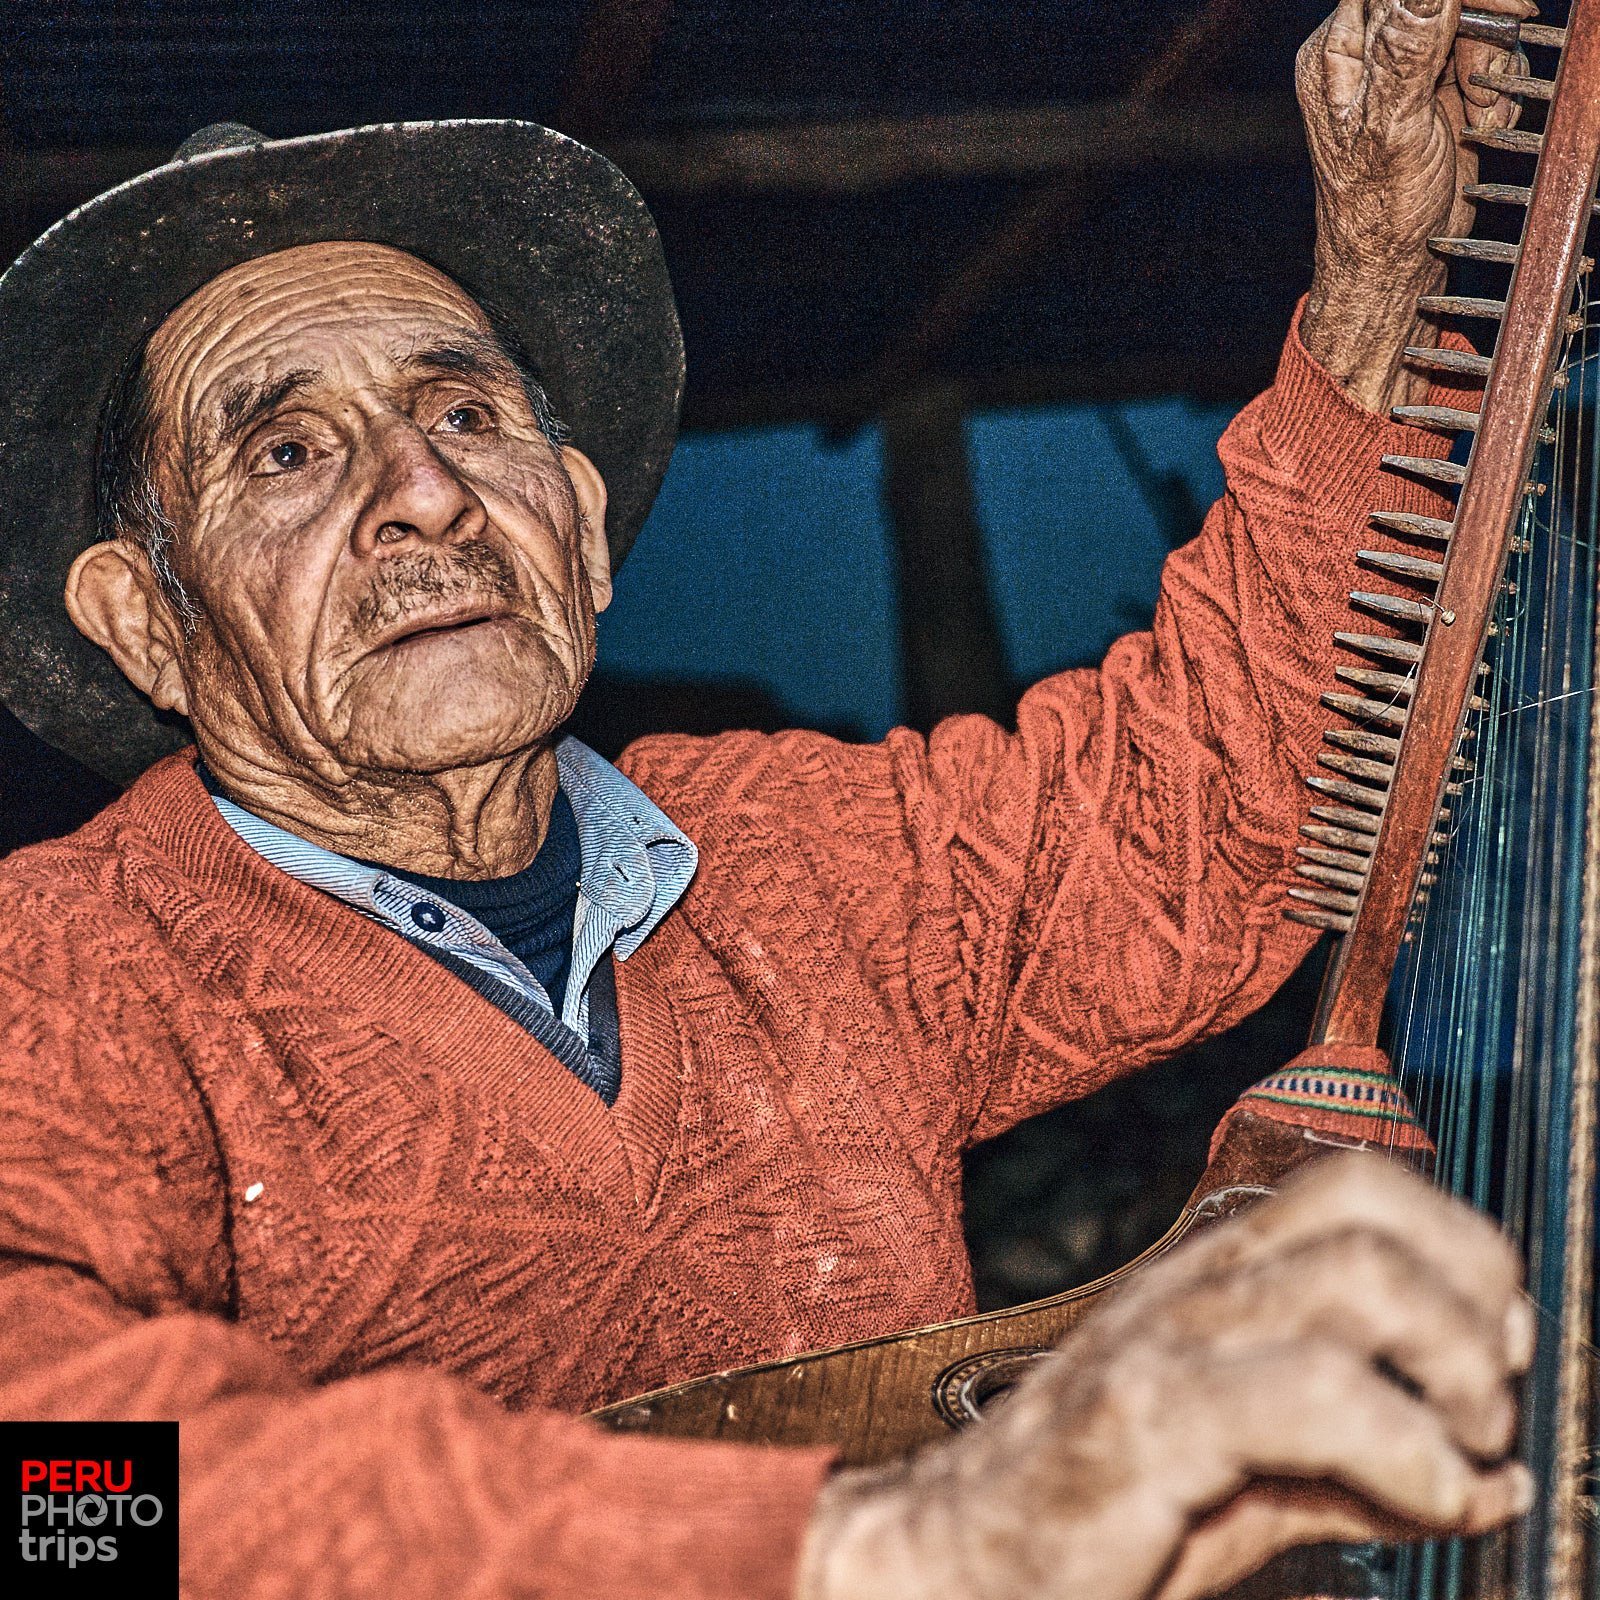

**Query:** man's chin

left=328, top=679, right=584, bottom=777
left=316, top=618, right=593, bottom=773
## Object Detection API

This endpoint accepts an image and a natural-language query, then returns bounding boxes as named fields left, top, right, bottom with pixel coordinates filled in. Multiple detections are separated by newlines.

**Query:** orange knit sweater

left=0, top=319, right=1456, bottom=1598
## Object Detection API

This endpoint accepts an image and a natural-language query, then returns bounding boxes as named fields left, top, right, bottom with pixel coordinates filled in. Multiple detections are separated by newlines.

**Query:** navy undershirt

left=372, top=792, right=583, bottom=1015
left=197, top=762, right=585, bottom=1016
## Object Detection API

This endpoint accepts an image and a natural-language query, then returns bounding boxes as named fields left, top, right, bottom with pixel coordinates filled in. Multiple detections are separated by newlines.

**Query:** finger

left=1456, top=0, right=1535, bottom=127
left=1217, top=1154, right=1531, bottom=1368
left=1152, top=1474, right=1527, bottom=1600
left=1458, top=42, right=1512, bottom=107
left=1460, top=45, right=1528, bottom=133
left=1171, top=1227, right=1518, bottom=1459
left=1316, top=0, right=1372, bottom=114
left=1154, top=1483, right=1411, bottom=1600
left=1170, top=1339, right=1534, bottom=1534
left=1363, top=0, right=1464, bottom=128
left=1458, top=38, right=1513, bottom=106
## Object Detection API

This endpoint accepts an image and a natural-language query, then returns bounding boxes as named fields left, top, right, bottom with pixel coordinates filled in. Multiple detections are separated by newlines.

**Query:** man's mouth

left=372, top=603, right=513, bottom=652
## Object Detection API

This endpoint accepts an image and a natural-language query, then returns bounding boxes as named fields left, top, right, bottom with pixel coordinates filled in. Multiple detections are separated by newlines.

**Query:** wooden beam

left=3, top=93, right=1300, bottom=225
left=605, top=95, right=1300, bottom=194
left=558, top=0, right=676, bottom=138
left=880, top=385, right=1012, bottom=730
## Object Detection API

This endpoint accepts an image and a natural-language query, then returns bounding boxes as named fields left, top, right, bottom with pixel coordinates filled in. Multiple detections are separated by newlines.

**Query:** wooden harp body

left=593, top=7, right=1600, bottom=1593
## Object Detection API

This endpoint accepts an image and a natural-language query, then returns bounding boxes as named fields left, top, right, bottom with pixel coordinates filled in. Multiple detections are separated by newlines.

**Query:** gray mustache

left=353, top=539, right=520, bottom=638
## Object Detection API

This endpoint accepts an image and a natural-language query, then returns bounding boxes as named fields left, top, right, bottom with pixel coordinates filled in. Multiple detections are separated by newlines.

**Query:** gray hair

left=95, top=331, right=202, bottom=635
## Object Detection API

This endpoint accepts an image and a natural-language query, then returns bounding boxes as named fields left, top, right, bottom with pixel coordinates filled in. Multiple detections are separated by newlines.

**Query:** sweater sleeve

left=882, top=306, right=1466, bottom=1145
left=0, top=971, right=833, bottom=1600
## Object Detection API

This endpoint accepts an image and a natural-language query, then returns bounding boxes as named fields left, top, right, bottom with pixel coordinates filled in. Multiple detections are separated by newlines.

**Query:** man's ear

left=64, top=540, right=192, bottom=717
left=561, top=445, right=612, bottom=613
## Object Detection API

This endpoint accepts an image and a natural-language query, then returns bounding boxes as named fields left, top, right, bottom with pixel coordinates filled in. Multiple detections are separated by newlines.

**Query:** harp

left=1268, top=3, right=1600, bottom=1593
left=594, top=6, right=1600, bottom=1592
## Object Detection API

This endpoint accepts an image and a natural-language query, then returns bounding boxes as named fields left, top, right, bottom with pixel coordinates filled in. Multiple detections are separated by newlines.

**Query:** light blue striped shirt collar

left=206, top=735, right=697, bottom=1034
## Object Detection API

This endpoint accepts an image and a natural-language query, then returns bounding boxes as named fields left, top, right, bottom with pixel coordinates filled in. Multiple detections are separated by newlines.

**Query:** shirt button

left=411, top=902, right=447, bottom=933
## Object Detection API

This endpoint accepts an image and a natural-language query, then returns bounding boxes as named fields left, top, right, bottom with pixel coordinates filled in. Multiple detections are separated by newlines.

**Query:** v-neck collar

left=126, top=753, right=690, bottom=1210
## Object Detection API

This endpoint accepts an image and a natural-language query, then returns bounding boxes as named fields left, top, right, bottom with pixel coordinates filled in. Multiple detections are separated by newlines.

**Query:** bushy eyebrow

left=209, top=368, right=321, bottom=454
left=396, top=331, right=526, bottom=392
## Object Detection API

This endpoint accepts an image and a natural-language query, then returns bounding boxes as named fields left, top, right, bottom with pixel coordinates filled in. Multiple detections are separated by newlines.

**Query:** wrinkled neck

left=196, top=738, right=562, bottom=879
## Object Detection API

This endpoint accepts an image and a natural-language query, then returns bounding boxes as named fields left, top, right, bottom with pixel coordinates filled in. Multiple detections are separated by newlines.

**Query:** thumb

left=1363, top=0, right=1463, bottom=128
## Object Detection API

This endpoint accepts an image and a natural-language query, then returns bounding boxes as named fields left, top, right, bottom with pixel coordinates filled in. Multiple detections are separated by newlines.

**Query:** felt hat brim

left=0, top=119, right=684, bottom=786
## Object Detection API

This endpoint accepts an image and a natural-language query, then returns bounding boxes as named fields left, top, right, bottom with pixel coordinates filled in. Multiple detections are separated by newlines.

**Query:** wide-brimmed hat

left=0, top=119, right=684, bottom=786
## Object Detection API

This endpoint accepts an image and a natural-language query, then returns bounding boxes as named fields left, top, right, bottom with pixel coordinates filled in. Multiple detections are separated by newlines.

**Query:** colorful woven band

left=1244, top=1066, right=1412, bottom=1120
left=1234, top=1063, right=1433, bottom=1151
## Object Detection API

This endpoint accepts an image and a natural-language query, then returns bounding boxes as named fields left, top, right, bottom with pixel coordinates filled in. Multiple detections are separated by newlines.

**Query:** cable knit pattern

left=0, top=311, right=1466, bottom=1599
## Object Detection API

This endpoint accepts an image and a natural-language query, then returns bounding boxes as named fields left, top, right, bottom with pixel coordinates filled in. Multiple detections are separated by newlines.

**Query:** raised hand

left=797, top=1154, right=1531, bottom=1600
left=1297, top=0, right=1536, bottom=410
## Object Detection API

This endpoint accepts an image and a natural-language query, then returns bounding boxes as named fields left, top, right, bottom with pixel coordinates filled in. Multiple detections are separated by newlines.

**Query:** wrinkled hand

left=1297, top=0, right=1535, bottom=411
left=797, top=1155, right=1533, bottom=1600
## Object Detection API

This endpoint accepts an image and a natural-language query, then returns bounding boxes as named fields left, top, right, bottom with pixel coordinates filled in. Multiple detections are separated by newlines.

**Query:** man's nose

left=350, top=416, right=489, bottom=555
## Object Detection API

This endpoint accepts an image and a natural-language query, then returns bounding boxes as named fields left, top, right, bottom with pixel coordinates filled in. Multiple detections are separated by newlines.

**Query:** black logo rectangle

left=1, top=1421, right=177, bottom=1597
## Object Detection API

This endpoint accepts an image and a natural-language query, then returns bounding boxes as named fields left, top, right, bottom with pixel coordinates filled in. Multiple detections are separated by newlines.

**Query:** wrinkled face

left=139, top=240, right=607, bottom=776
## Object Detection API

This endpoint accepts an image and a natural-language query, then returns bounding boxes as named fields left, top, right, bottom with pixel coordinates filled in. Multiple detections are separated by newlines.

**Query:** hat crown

left=172, top=122, right=267, bottom=162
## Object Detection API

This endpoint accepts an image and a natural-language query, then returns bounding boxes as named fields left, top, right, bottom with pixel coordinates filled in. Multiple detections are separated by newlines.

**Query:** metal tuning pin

left=1381, top=455, right=1468, bottom=487
left=1305, top=775, right=1390, bottom=810
left=1309, top=803, right=1381, bottom=836
left=1429, top=236, right=1521, bottom=266
left=1456, top=10, right=1567, bottom=50
left=1463, top=181, right=1535, bottom=208
left=1462, top=126, right=1545, bottom=156
left=1391, top=404, right=1483, bottom=434
left=1351, top=591, right=1435, bottom=627
left=1369, top=509, right=1457, bottom=541
left=1321, top=751, right=1397, bottom=786
left=1467, top=70, right=1555, bottom=100
left=1322, top=690, right=1409, bottom=728
left=1285, top=905, right=1356, bottom=933
left=1301, top=822, right=1376, bottom=853
left=1336, top=665, right=1414, bottom=696
left=1323, top=690, right=1409, bottom=729
left=1335, top=631, right=1424, bottom=663
left=1402, top=345, right=1493, bottom=381
left=1325, top=728, right=1402, bottom=759
left=1417, top=294, right=1507, bottom=322
left=1358, top=550, right=1446, bottom=583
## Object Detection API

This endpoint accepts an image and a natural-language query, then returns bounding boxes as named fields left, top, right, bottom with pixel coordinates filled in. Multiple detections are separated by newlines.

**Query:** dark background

left=0, top=0, right=1337, bottom=1308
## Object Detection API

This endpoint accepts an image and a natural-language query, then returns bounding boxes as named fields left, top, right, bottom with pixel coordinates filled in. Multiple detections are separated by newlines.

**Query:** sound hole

left=931, top=1347, right=1053, bottom=1429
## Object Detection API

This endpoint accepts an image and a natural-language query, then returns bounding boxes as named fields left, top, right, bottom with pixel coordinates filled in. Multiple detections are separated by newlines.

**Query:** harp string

left=1371, top=277, right=1600, bottom=1597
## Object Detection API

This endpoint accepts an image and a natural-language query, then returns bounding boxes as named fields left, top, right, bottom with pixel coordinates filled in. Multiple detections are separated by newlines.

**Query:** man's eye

left=260, top=440, right=308, bottom=473
left=440, top=405, right=491, bottom=434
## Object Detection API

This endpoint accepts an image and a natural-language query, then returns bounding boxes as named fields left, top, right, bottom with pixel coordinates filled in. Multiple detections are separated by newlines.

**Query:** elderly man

left=0, top=1, right=1539, bottom=1597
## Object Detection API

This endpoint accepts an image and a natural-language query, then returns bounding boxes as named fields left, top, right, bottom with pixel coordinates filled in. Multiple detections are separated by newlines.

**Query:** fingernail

left=1505, top=1298, right=1537, bottom=1370
left=1509, top=1462, right=1535, bottom=1516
